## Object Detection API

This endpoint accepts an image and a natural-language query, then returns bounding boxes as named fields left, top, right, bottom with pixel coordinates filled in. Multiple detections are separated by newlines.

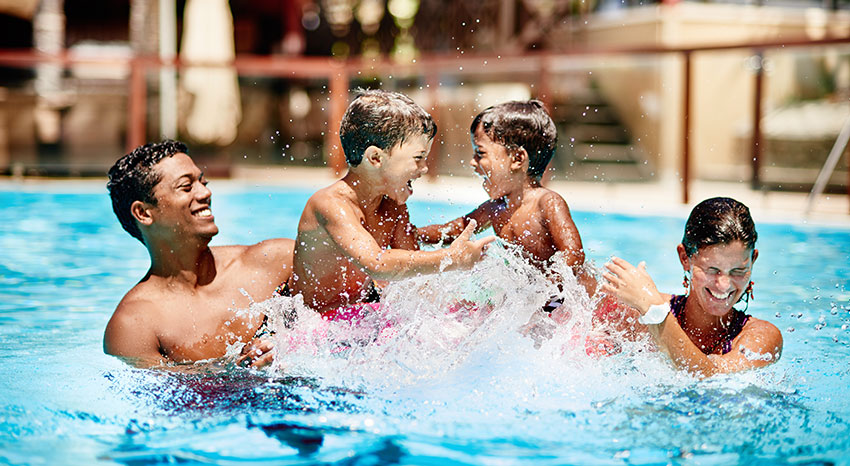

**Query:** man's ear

left=364, top=146, right=384, bottom=168
left=510, top=147, right=528, bottom=172
left=130, top=200, right=154, bottom=226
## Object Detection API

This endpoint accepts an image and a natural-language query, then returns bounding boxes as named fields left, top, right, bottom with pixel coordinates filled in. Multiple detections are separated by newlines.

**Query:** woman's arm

left=602, top=257, right=782, bottom=377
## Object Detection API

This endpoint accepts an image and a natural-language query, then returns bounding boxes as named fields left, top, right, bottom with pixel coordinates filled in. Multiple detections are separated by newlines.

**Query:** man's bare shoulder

left=240, top=238, right=295, bottom=267
left=110, top=280, right=166, bottom=323
left=104, top=281, right=164, bottom=358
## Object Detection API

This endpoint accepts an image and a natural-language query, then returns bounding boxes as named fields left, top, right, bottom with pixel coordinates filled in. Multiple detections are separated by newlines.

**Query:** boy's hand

left=446, top=220, right=496, bottom=270
left=237, top=337, right=275, bottom=368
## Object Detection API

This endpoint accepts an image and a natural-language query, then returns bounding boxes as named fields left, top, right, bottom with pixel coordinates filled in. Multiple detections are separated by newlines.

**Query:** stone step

left=559, top=105, right=619, bottom=124
left=564, top=124, right=630, bottom=144
left=551, top=160, right=650, bottom=182
left=572, top=143, right=642, bottom=164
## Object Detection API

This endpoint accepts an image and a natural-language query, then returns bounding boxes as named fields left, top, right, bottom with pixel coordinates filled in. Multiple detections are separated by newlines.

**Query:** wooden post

left=426, top=70, right=441, bottom=179
left=127, top=58, right=147, bottom=153
left=751, top=50, right=764, bottom=190
left=327, top=63, right=349, bottom=175
left=682, top=51, right=691, bottom=205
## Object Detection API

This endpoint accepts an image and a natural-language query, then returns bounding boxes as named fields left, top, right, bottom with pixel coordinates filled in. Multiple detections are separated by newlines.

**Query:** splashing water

left=246, top=243, right=715, bottom=420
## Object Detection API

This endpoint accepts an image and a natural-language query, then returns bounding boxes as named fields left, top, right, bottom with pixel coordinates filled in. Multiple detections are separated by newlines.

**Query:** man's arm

left=417, top=200, right=500, bottom=244
left=103, top=301, right=166, bottom=368
left=315, top=196, right=494, bottom=281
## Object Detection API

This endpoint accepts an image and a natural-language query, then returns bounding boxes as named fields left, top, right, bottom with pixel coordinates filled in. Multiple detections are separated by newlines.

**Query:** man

left=104, top=140, right=293, bottom=368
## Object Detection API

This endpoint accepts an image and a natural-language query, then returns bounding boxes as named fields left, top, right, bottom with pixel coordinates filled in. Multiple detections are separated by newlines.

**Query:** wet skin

left=603, top=240, right=783, bottom=377
left=418, top=126, right=588, bottom=276
left=104, top=153, right=294, bottom=368
left=291, top=135, right=494, bottom=315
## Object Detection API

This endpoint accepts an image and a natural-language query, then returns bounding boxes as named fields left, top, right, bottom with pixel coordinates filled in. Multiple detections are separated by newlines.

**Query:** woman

left=602, top=197, right=783, bottom=377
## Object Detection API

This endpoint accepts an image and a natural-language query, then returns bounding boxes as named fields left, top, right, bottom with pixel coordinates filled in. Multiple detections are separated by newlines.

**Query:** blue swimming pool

left=1, top=181, right=849, bottom=465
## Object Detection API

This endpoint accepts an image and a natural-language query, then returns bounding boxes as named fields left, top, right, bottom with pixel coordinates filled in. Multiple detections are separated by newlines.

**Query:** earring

left=682, top=272, right=691, bottom=289
left=736, top=281, right=755, bottom=312
left=745, top=281, right=754, bottom=301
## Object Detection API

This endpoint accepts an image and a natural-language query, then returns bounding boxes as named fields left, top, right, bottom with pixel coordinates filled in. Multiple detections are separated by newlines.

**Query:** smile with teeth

left=707, top=288, right=733, bottom=300
left=194, top=207, right=212, bottom=218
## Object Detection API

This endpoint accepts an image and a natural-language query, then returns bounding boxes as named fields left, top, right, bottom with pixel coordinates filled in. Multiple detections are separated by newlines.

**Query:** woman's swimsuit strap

left=668, top=294, right=750, bottom=355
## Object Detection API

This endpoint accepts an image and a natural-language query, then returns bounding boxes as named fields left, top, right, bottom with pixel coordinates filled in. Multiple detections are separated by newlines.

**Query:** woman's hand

left=602, top=256, right=666, bottom=315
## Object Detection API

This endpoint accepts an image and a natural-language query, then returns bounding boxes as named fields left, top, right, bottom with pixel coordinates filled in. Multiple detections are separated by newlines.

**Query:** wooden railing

left=1, top=35, right=849, bottom=204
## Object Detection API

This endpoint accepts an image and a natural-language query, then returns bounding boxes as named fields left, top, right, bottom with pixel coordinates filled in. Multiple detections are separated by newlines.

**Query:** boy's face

left=382, top=133, right=432, bottom=203
left=470, top=125, right=517, bottom=200
left=145, top=153, right=219, bottom=241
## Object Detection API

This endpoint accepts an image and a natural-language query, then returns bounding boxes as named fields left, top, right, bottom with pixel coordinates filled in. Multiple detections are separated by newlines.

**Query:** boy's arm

left=540, top=192, right=585, bottom=267
left=316, top=196, right=494, bottom=280
left=417, top=200, right=499, bottom=244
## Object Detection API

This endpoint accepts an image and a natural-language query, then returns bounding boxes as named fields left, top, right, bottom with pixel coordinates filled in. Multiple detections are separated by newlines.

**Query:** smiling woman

left=603, top=197, right=783, bottom=377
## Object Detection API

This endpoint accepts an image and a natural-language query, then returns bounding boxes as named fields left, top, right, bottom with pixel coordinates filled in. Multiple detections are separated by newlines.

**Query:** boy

left=417, top=100, right=595, bottom=300
left=288, top=90, right=495, bottom=318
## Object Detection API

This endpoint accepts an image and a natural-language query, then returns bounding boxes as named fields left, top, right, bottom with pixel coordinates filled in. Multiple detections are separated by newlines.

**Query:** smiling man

left=104, top=140, right=294, bottom=368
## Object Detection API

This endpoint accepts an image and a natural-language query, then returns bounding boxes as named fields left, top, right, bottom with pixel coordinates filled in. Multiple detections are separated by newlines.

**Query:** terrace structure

left=0, top=0, right=848, bottom=207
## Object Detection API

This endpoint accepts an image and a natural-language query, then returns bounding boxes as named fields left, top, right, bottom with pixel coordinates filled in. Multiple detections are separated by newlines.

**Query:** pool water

left=1, top=182, right=849, bottom=465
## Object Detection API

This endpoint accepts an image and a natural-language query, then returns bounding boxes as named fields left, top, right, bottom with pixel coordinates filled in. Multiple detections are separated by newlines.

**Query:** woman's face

left=678, top=241, right=758, bottom=317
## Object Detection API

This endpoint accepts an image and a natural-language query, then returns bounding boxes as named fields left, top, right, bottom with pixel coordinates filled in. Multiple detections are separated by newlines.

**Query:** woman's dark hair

left=107, top=140, right=188, bottom=244
left=682, top=197, right=757, bottom=256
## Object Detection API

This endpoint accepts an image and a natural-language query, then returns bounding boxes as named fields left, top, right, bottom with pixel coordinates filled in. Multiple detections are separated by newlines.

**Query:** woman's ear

left=676, top=243, right=690, bottom=271
left=364, top=146, right=384, bottom=168
left=131, top=200, right=154, bottom=226
left=752, top=248, right=759, bottom=264
left=510, top=147, right=528, bottom=172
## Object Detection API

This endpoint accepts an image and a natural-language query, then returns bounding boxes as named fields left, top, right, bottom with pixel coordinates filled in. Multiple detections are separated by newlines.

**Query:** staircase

left=551, top=87, right=650, bottom=182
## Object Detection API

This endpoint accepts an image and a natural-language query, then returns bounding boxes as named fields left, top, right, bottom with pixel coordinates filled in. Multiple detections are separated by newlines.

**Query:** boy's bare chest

left=495, top=208, right=555, bottom=260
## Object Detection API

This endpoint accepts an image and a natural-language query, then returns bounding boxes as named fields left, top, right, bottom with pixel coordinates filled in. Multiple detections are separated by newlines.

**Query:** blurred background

left=0, top=0, right=848, bottom=204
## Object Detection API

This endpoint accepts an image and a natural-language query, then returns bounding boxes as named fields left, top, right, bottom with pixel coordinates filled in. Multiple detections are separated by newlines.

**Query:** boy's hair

left=682, top=197, right=757, bottom=257
left=470, top=100, right=557, bottom=180
left=339, top=89, right=437, bottom=166
left=106, top=140, right=188, bottom=244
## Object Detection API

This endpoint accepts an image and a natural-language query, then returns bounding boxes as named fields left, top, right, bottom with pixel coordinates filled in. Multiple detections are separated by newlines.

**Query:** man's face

left=147, top=153, right=218, bottom=241
left=381, top=133, right=432, bottom=204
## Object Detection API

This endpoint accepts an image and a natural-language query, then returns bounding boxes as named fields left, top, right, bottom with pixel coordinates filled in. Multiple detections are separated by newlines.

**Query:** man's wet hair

left=682, top=197, right=757, bottom=257
left=470, top=100, right=557, bottom=180
left=107, top=140, right=188, bottom=244
left=339, top=89, right=437, bottom=166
